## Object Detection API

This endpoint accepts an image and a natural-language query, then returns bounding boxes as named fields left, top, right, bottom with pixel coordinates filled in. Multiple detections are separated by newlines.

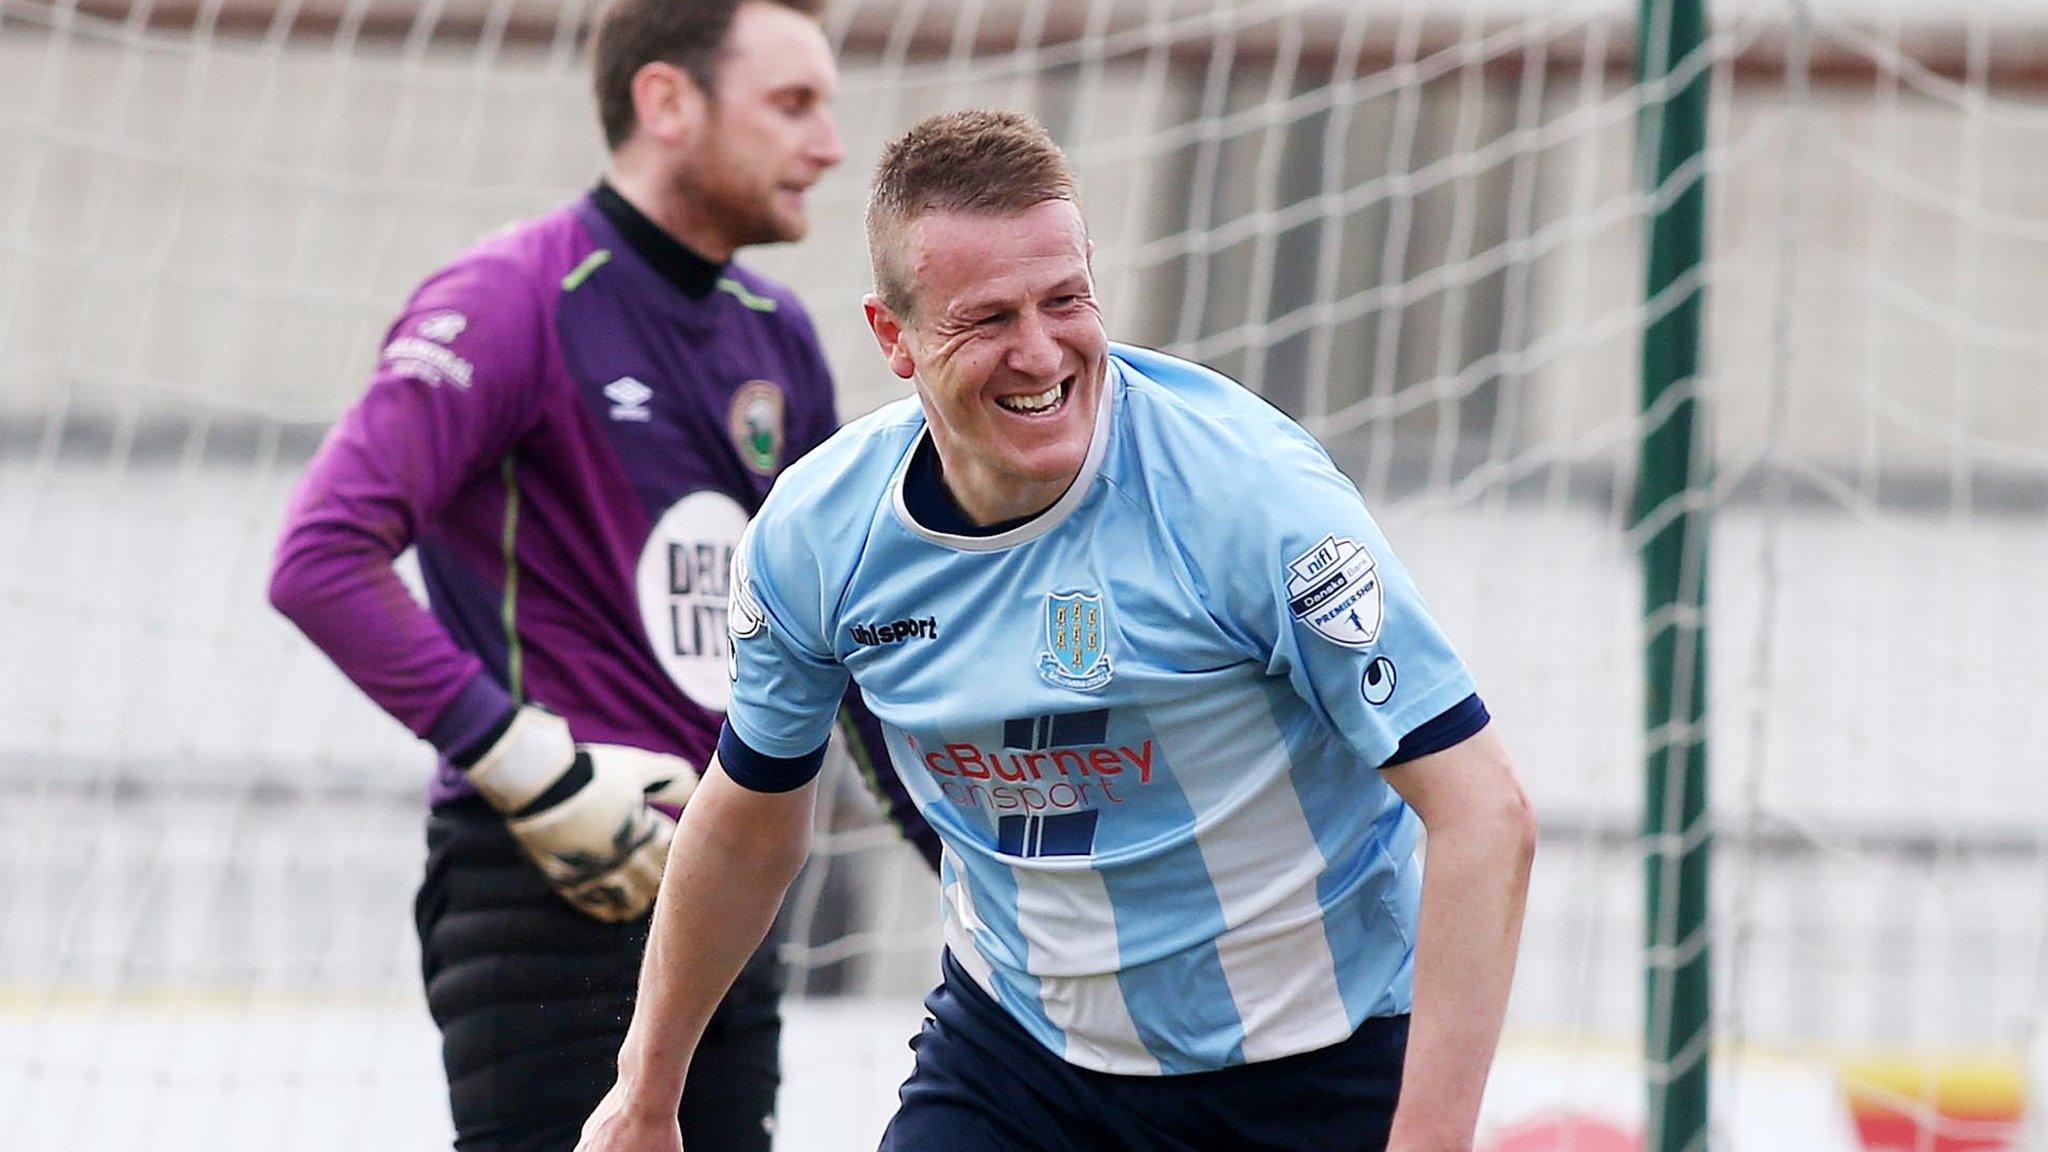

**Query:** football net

left=3, top=1, right=2046, bottom=1149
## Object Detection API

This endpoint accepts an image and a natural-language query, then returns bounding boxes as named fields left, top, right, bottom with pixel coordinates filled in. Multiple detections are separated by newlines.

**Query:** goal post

left=1635, top=2, right=1712, bottom=1151
left=4, top=2, right=2048, bottom=1150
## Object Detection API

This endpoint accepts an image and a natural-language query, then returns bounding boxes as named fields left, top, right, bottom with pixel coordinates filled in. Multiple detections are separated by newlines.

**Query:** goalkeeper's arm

left=838, top=692, right=941, bottom=872
left=267, top=253, right=550, bottom=753
left=576, top=756, right=817, bottom=1152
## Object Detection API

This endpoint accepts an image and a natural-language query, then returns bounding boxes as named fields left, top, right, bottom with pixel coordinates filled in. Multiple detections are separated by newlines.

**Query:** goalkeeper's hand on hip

left=458, top=705, right=700, bottom=922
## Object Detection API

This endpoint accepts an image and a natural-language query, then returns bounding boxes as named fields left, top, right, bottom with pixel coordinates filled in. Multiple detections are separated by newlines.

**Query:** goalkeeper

left=268, top=3, right=938, bottom=1151
left=579, top=110, right=1536, bottom=1152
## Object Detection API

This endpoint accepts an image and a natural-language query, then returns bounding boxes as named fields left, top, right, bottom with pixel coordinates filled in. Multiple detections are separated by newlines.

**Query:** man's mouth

left=995, top=378, right=1069, bottom=415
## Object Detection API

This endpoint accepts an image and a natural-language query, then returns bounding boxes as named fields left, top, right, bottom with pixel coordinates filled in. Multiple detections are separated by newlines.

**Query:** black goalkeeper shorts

left=416, top=796, right=785, bottom=1152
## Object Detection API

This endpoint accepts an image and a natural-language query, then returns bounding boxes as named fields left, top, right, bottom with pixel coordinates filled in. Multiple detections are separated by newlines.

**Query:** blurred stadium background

left=3, top=0, right=2047, bottom=1148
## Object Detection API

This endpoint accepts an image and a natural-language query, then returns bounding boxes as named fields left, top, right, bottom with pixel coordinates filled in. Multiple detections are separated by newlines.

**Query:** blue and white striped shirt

left=721, top=344, right=1483, bottom=1074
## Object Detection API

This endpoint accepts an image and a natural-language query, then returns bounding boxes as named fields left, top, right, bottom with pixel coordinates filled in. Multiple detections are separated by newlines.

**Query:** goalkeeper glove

left=458, top=705, right=699, bottom=923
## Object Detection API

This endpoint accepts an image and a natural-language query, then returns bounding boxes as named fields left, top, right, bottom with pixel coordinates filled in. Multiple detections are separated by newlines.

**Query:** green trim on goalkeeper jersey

left=500, top=453, right=525, bottom=701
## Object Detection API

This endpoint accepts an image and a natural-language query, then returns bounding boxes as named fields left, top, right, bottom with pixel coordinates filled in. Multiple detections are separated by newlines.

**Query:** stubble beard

left=668, top=152, right=802, bottom=253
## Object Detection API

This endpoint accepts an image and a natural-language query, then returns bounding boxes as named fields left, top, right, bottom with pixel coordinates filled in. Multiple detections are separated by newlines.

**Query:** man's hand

left=574, top=1078, right=683, bottom=1152
left=572, top=762, right=820, bottom=1152
left=462, top=706, right=700, bottom=922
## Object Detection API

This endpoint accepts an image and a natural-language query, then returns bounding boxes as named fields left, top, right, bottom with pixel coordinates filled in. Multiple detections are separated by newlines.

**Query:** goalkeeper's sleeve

left=267, top=251, right=545, bottom=741
left=837, top=690, right=941, bottom=873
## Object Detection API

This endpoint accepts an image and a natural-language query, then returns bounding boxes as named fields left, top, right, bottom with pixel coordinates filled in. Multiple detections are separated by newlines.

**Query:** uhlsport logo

left=1037, top=590, right=1113, bottom=690
left=848, top=615, right=939, bottom=646
left=1286, top=534, right=1383, bottom=649
left=1362, top=656, right=1397, bottom=705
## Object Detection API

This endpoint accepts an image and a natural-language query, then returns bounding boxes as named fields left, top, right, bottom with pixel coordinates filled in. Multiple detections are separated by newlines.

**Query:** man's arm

left=1379, top=724, right=1536, bottom=1152
left=577, top=758, right=818, bottom=1152
left=270, top=261, right=687, bottom=921
left=268, top=432, right=513, bottom=752
left=268, top=255, right=545, bottom=752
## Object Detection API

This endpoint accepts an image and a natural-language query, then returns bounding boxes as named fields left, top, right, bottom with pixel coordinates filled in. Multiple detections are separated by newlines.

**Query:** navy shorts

left=879, top=950, right=1407, bottom=1152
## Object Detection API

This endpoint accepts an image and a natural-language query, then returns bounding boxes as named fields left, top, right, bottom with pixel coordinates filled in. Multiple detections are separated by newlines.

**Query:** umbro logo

left=605, top=376, right=653, bottom=422
left=418, top=311, right=467, bottom=343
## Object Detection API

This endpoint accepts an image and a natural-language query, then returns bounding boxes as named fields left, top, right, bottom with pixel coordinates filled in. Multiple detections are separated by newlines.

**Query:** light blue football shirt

left=723, top=344, right=1480, bottom=1075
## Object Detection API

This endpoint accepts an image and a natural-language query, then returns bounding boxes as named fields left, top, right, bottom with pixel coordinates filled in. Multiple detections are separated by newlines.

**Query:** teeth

left=997, top=383, right=1063, bottom=413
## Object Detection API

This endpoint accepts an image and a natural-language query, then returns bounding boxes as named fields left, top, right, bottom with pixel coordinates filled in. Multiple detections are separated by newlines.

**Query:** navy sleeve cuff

left=427, top=674, right=518, bottom=765
left=1382, top=693, right=1490, bottom=768
left=716, top=722, right=829, bottom=794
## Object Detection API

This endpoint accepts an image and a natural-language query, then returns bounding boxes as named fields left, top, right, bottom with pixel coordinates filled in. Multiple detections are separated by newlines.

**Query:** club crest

left=1285, top=534, right=1384, bottom=649
left=1038, top=590, right=1113, bottom=691
left=728, top=380, right=785, bottom=476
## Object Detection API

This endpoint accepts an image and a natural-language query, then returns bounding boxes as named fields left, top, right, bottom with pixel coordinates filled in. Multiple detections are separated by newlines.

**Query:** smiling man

left=268, top=3, right=940, bottom=1151
left=578, top=110, right=1537, bottom=1152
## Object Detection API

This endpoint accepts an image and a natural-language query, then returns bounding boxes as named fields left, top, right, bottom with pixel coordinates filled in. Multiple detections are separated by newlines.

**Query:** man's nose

left=1007, top=311, right=1062, bottom=377
left=810, top=112, right=846, bottom=170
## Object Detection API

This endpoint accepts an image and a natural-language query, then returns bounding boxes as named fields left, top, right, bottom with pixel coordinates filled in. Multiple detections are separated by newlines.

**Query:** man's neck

left=591, top=180, right=723, bottom=299
left=933, top=451, right=1074, bottom=529
left=899, top=437, right=1042, bottom=537
left=604, top=161, right=736, bottom=265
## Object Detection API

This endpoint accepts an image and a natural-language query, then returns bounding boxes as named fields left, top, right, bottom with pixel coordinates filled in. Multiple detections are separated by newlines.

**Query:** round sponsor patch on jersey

left=1284, top=533, right=1384, bottom=649
left=725, top=525, right=767, bottom=684
left=636, top=491, right=750, bottom=710
left=729, top=380, right=785, bottom=476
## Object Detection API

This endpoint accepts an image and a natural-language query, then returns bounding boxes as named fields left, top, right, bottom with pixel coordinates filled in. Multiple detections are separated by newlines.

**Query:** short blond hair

left=866, top=109, right=1082, bottom=316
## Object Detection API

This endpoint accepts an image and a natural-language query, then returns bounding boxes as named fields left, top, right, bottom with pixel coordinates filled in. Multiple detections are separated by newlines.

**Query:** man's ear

left=863, top=294, right=917, bottom=381
left=628, top=61, right=708, bottom=150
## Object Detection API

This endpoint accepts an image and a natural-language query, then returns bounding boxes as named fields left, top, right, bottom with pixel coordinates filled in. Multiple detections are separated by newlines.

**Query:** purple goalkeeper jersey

left=273, top=188, right=853, bottom=809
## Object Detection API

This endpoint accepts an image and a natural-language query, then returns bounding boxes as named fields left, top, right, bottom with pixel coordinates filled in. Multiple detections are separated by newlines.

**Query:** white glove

left=462, top=706, right=700, bottom=923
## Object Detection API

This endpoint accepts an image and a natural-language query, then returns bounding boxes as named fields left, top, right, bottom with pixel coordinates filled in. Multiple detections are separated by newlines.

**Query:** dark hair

left=591, top=0, right=826, bottom=151
left=866, top=109, right=1082, bottom=315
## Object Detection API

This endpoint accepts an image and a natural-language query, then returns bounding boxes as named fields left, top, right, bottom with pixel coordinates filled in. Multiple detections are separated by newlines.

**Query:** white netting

left=3, top=1, right=2047, bottom=1149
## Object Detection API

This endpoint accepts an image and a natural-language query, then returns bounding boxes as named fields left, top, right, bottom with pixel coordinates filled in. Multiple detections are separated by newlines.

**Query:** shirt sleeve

left=720, top=515, right=850, bottom=790
left=765, top=306, right=938, bottom=856
left=267, top=254, right=547, bottom=747
left=1208, top=420, right=1481, bottom=770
